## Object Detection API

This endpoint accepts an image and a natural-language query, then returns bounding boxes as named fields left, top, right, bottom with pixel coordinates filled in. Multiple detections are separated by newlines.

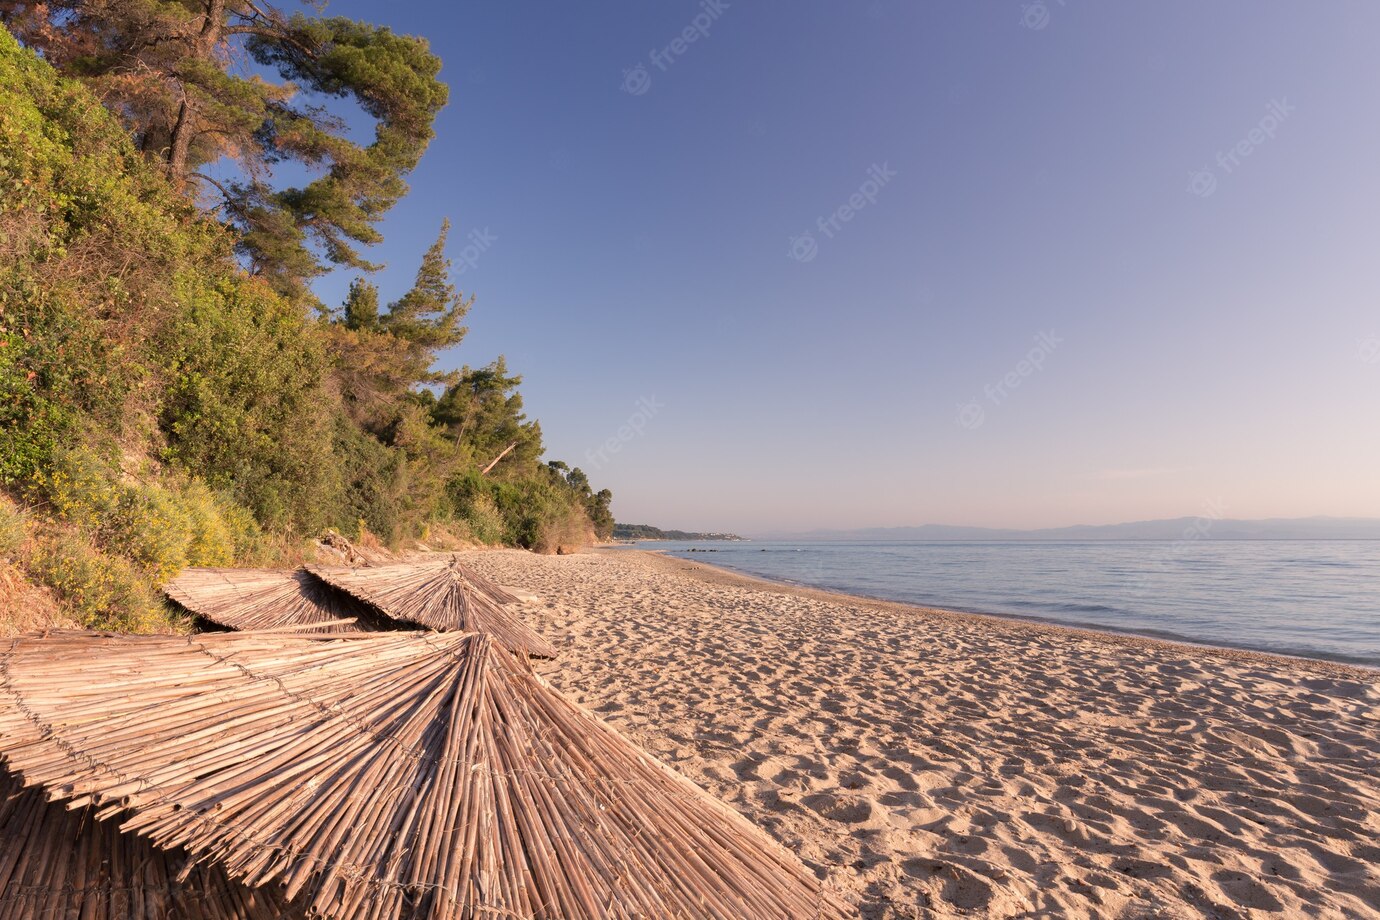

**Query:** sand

left=459, top=548, right=1380, bottom=919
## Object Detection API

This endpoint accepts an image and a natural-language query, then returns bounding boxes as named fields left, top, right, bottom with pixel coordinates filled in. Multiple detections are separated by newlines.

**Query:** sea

left=625, top=540, right=1380, bottom=667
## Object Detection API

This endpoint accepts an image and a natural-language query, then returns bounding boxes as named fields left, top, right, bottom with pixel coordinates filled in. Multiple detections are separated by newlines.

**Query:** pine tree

left=329, top=223, right=470, bottom=433
left=0, top=0, right=448, bottom=302
left=380, top=220, right=470, bottom=364
left=343, top=279, right=380, bottom=331
left=433, top=358, right=543, bottom=469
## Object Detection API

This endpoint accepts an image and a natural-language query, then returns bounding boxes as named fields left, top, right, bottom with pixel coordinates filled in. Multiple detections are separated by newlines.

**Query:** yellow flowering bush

left=26, top=527, right=171, bottom=632
left=0, top=495, right=25, bottom=560
left=26, top=448, right=260, bottom=621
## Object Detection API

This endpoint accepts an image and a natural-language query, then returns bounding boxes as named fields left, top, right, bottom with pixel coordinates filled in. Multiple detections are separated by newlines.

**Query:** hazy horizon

left=313, top=2, right=1380, bottom=533
left=611, top=512, right=1380, bottom=539
left=749, top=513, right=1380, bottom=538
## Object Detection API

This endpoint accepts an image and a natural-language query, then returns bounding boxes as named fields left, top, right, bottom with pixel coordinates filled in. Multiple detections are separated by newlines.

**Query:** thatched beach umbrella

left=0, top=771, right=298, bottom=919
left=307, top=557, right=557, bottom=657
left=0, top=630, right=847, bottom=919
left=164, top=567, right=383, bottom=633
left=437, top=552, right=527, bottom=606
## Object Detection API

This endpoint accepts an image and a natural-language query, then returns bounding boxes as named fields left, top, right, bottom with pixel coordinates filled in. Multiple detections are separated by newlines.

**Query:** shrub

left=178, top=479, right=242, bottom=567
left=26, top=526, right=173, bottom=632
left=32, top=447, right=261, bottom=584
left=158, top=274, right=341, bottom=533
left=107, top=479, right=194, bottom=584
left=332, top=417, right=408, bottom=543
left=462, top=493, right=507, bottom=545
left=210, top=490, right=266, bottom=562
left=0, top=495, right=25, bottom=560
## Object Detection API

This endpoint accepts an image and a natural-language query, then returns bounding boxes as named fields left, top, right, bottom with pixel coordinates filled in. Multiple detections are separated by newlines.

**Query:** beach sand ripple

left=466, top=549, right=1380, bottom=919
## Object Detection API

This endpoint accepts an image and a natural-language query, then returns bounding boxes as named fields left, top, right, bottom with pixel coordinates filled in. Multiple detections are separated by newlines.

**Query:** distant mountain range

left=758, top=516, right=1380, bottom=542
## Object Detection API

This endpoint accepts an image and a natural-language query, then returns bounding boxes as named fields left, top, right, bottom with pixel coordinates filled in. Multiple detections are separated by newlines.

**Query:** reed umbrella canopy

left=0, top=770, right=298, bottom=919
left=307, top=557, right=557, bottom=657
left=0, top=630, right=846, bottom=920
left=164, top=567, right=382, bottom=633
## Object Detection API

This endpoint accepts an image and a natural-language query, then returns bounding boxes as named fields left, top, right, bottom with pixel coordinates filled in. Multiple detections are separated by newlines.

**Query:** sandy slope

left=461, top=548, right=1380, bottom=919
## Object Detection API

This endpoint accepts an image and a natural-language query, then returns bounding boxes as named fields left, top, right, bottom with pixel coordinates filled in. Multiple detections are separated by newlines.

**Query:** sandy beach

left=459, top=548, right=1380, bottom=919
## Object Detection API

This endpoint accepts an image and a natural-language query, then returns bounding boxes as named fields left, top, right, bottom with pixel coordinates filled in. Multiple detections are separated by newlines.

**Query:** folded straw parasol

left=306, top=557, right=557, bottom=657
left=0, top=630, right=848, bottom=919
left=164, top=567, right=384, bottom=633
left=438, top=552, right=526, bottom=607
left=0, top=770, right=299, bottom=919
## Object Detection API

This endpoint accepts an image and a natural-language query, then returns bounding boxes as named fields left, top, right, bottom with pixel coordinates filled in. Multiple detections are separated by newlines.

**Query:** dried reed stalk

left=0, top=770, right=298, bottom=919
left=165, top=568, right=384, bottom=633
left=306, top=558, right=557, bottom=657
left=0, top=630, right=847, bottom=919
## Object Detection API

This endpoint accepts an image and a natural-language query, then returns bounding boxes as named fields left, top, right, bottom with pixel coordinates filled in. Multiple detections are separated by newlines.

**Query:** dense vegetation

left=0, top=13, right=610, bottom=632
left=613, top=525, right=742, bottom=541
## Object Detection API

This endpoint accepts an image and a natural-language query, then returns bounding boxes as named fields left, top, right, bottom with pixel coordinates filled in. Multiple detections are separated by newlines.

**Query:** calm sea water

left=630, top=540, right=1380, bottom=667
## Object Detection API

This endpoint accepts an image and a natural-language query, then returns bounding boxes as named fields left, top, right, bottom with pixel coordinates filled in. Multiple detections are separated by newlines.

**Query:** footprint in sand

left=801, top=792, right=877, bottom=825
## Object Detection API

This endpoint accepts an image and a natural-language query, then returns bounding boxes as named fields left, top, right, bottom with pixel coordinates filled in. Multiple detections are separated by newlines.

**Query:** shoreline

left=611, top=547, right=1380, bottom=677
left=461, top=548, right=1380, bottom=917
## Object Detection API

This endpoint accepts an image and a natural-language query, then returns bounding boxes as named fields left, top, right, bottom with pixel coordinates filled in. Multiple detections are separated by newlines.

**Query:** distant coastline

left=759, top=515, right=1380, bottom=542
left=612, top=523, right=743, bottom=542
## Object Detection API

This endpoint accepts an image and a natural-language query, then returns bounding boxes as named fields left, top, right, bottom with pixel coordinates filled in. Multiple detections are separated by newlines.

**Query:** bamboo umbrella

left=0, top=770, right=299, bottom=919
left=306, top=557, right=557, bottom=657
left=165, top=567, right=385, bottom=633
left=0, top=630, right=848, bottom=920
left=438, top=552, right=527, bottom=607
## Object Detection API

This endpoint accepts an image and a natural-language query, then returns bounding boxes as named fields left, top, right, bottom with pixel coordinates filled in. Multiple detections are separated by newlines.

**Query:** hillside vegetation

left=0, top=24, right=610, bottom=633
left=612, top=524, right=743, bottom=541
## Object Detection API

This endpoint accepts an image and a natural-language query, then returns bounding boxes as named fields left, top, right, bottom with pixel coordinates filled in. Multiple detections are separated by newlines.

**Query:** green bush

left=26, top=527, right=174, bottom=632
left=0, top=27, right=218, bottom=488
left=31, top=447, right=123, bottom=534
left=198, top=483, right=265, bottom=563
left=0, top=28, right=340, bottom=537
left=158, top=274, right=341, bottom=533
left=332, top=416, right=406, bottom=542
left=35, top=448, right=192, bottom=582
left=463, top=493, right=507, bottom=545
left=446, top=467, right=590, bottom=550
left=180, top=480, right=236, bottom=568
left=32, top=448, right=258, bottom=584
left=1, top=23, right=612, bottom=608
left=107, top=480, right=194, bottom=584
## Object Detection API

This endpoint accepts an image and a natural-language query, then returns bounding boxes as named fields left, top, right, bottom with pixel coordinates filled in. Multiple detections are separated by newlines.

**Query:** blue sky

left=312, top=1, right=1380, bottom=534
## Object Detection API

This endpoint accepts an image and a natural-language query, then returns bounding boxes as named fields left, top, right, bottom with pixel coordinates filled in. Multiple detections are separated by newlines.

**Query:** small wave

left=674, top=540, right=1380, bottom=664
left=1008, top=600, right=1120, bottom=615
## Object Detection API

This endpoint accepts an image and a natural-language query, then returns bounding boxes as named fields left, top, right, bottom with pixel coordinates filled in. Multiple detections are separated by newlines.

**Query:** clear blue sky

left=313, top=1, right=1380, bottom=534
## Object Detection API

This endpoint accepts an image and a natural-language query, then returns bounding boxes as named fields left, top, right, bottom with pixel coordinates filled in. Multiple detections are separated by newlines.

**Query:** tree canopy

left=0, top=0, right=448, bottom=301
left=0, top=16, right=614, bottom=639
left=332, top=221, right=470, bottom=432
